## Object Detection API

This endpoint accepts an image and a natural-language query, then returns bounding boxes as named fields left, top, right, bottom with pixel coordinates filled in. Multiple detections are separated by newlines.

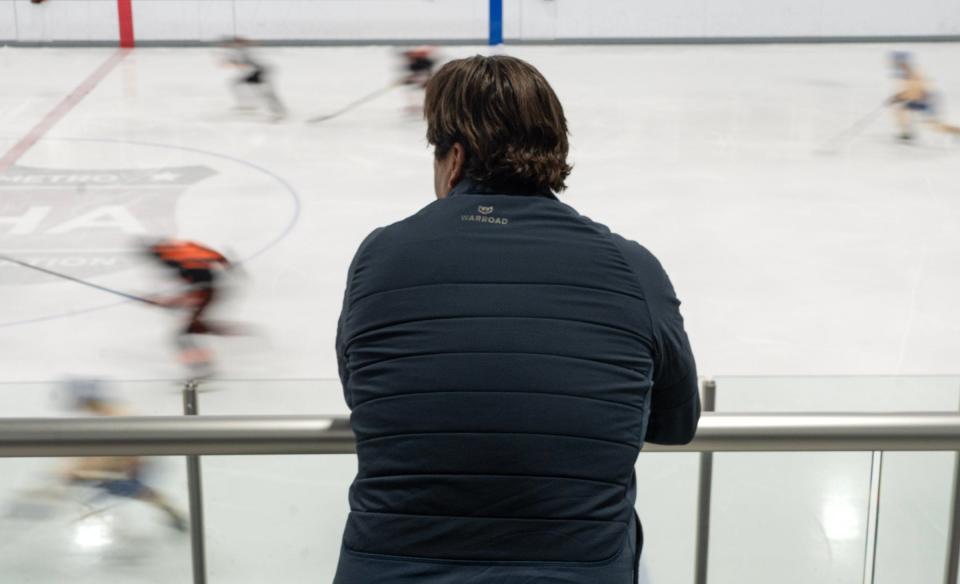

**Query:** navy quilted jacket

left=334, top=180, right=699, bottom=583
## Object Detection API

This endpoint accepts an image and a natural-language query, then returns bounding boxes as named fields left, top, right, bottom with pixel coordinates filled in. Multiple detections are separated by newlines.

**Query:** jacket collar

left=446, top=178, right=557, bottom=200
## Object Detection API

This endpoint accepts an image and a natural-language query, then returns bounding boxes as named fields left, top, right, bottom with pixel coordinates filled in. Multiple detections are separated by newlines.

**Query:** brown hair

left=424, top=55, right=571, bottom=193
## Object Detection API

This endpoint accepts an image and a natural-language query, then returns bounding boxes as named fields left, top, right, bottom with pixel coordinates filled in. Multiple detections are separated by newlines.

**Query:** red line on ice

left=117, top=0, right=135, bottom=49
left=0, top=50, right=129, bottom=174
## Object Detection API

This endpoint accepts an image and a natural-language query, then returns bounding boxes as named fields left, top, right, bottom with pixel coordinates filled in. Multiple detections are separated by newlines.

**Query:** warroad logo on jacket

left=461, top=205, right=509, bottom=225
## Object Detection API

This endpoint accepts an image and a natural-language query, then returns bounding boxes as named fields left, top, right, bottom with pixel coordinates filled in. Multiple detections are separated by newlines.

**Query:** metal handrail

left=2, top=412, right=960, bottom=457
left=5, top=407, right=960, bottom=584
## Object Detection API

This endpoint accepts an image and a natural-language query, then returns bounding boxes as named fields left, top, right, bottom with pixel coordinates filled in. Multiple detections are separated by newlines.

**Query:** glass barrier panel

left=196, top=379, right=350, bottom=583
left=712, top=376, right=960, bottom=584
left=193, top=378, right=347, bottom=416
left=0, top=456, right=191, bottom=583
left=708, top=451, right=873, bottom=583
left=5, top=376, right=953, bottom=583
left=635, top=452, right=701, bottom=584
left=712, top=375, right=960, bottom=413
left=1, top=379, right=190, bottom=418
left=203, top=454, right=355, bottom=584
left=873, top=452, right=953, bottom=584
left=0, top=380, right=192, bottom=582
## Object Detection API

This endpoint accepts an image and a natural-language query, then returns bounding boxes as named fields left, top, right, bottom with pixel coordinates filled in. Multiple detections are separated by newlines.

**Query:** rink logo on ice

left=0, top=165, right=217, bottom=285
left=462, top=205, right=509, bottom=226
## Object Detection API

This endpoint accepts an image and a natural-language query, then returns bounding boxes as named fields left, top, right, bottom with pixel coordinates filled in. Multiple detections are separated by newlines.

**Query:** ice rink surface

left=1, top=43, right=959, bottom=583
left=2, top=43, right=960, bottom=384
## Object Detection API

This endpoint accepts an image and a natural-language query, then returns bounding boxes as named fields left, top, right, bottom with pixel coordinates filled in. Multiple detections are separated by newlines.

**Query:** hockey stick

left=0, top=254, right=159, bottom=305
left=815, top=103, right=889, bottom=154
left=307, top=81, right=401, bottom=124
left=69, top=501, right=123, bottom=524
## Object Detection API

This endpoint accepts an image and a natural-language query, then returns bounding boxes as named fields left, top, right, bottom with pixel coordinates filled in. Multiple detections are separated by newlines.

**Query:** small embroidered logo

left=478, top=205, right=494, bottom=215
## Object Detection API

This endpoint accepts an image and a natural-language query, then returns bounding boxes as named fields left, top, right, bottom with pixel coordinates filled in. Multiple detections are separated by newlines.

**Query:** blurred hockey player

left=222, top=36, right=287, bottom=120
left=63, top=379, right=188, bottom=531
left=888, top=51, right=960, bottom=142
left=399, top=46, right=437, bottom=114
left=6, top=379, right=187, bottom=532
left=146, top=239, right=235, bottom=379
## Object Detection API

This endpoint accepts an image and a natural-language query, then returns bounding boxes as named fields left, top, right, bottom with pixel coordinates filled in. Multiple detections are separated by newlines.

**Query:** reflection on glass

left=821, top=496, right=863, bottom=541
left=74, top=518, right=113, bottom=549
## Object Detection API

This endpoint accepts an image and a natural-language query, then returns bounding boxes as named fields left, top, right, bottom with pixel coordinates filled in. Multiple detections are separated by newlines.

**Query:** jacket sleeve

left=612, top=236, right=701, bottom=445
left=336, top=228, right=384, bottom=410
left=335, top=300, right=350, bottom=406
left=644, top=265, right=700, bottom=445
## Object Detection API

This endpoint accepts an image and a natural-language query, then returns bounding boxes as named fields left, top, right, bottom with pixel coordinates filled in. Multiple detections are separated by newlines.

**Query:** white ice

left=0, top=43, right=959, bottom=583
